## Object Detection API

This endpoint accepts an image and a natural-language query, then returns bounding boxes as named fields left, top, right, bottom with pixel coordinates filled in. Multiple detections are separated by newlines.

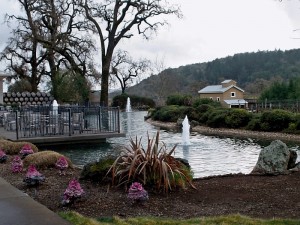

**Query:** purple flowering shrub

left=19, top=144, right=34, bottom=159
left=0, top=149, right=7, bottom=163
left=55, top=156, right=69, bottom=175
left=23, top=165, right=45, bottom=186
left=62, top=179, right=84, bottom=206
left=11, top=156, right=23, bottom=173
left=127, top=182, right=148, bottom=203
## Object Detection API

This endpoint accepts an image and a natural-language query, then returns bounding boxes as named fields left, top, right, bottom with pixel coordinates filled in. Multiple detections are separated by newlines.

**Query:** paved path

left=0, top=177, right=71, bottom=225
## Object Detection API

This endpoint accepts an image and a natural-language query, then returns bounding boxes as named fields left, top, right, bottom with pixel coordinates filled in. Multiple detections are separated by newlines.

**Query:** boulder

left=176, top=118, right=184, bottom=127
left=251, top=140, right=297, bottom=175
left=80, top=157, right=115, bottom=182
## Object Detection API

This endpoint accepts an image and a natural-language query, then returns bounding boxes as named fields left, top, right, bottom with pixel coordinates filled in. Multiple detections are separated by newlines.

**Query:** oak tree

left=80, top=0, right=181, bottom=105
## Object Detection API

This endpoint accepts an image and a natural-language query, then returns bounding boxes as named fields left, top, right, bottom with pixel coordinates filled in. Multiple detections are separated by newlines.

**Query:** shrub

left=224, top=109, right=252, bottom=128
left=246, top=115, right=261, bottom=131
left=23, top=150, right=73, bottom=169
left=260, top=109, right=295, bottom=131
left=294, top=114, right=300, bottom=130
left=196, top=104, right=214, bottom=113
left=193, top=98, right=221, bottom=108
left=166, top=94, right=193, bottom=106
left=0, top=140, right=38, bottom=155
left=109, top=132, right=195, bottom=192
left=206, top=109, right=229, bottom=128
left=152, top=105, right=182, bottom=122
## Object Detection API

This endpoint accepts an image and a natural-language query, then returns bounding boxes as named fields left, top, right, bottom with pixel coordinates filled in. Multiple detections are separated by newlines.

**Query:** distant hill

left=124, top=49, right=300, bottom=104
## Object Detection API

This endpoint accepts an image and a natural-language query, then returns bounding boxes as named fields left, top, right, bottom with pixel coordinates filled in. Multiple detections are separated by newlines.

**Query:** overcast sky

left=1, top=0, right=300, bottom=71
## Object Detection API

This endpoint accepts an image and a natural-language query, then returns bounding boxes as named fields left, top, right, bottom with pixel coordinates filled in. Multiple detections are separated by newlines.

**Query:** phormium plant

left=109, top=131, right=195, bottom=192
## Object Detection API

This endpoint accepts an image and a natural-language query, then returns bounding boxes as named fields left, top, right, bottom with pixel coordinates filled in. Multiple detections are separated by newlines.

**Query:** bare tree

left=1, top=0, right=95, bottom=100
left=151, top=56, right=169, bottom=105
left=80, top=0, right=181, bottom=106
left=110, top=50, right=150, bottom=93
left=1, top=2, right=48, bottom=92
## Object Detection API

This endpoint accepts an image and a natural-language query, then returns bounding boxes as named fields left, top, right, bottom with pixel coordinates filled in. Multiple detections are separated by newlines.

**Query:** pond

left=55, top=111, right=299, bottom=178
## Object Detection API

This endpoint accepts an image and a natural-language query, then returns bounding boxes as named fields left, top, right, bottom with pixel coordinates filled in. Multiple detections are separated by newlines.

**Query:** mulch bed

left=1, top=155, right=300, bottom=219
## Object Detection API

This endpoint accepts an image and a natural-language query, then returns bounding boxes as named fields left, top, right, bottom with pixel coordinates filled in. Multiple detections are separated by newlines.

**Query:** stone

left=288, top=150, right=297, bottom=169
left=176, top=118, right=184, bottom=127
left=175, top=158, right=191, bottom=169
left=80, top=157, right=115, bottom=182
left=190, top=120, right=199, bottom=127
left=251, top=140, right=296, bottom=175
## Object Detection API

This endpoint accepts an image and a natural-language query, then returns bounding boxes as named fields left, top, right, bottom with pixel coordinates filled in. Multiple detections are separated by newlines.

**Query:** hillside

left=125, top=49, right=300, bottom=104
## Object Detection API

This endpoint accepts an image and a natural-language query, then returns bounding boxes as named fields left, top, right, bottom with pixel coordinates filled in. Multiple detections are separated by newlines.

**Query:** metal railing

left=8, top=106, right=120, bottom=139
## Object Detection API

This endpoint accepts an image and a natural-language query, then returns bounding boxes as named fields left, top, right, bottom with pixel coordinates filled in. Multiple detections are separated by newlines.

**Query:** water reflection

left=55, top=111, right=299, bottom=178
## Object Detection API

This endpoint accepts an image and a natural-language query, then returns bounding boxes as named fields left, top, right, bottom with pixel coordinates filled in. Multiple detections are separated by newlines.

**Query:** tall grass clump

left=109, top=132, right=195, bottom=192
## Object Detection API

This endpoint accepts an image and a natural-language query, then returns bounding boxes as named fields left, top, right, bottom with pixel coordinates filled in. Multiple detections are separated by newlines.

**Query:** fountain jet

left=126, top=97, right=132, bottom=112
left=182, top=115, right=191, bottom=145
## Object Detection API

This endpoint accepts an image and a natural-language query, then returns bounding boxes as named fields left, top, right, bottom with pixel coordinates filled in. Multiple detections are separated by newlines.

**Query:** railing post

left=68, top=108, right=72, bottom=136
left=98, top=106, right=101, bottom=132
left=15, top=110, right=19, bottom=140
left=117, top=107, right=120, bottom=133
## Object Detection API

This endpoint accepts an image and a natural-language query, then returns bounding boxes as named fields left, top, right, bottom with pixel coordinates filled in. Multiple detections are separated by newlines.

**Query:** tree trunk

left=100, top=67, right=109, bottom=106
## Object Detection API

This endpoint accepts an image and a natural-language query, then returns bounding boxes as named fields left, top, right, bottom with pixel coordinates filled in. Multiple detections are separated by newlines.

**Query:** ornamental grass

left=0, top=139, right=38, bottom=155
left=109, top=131, right=195, bottom=193
left=23, top=150, right=73, bottom=169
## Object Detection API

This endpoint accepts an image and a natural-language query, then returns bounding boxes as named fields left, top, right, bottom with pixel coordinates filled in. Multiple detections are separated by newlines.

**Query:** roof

left=198, top=85, right=244, bottom=94
left=221, top=79, right=234, bottom=84
left=224, top=99, right=248, bottom=105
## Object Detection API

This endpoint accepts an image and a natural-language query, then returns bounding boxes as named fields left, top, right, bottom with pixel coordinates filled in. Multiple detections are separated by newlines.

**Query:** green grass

left=59, top=211, right=300, bottom=225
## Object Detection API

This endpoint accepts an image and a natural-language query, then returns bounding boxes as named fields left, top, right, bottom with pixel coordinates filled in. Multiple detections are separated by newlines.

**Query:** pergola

left=0, top=73, right=11, bottom=105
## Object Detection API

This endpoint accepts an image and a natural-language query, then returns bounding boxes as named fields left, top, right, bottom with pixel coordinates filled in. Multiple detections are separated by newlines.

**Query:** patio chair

left=4, top=112, right=17, bottom=131
left=71, top=112, right=84, bottom=134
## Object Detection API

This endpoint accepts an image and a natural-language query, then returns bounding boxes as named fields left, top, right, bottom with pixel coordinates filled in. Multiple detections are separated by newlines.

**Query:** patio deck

left=0, top=127, right=125, bottom=147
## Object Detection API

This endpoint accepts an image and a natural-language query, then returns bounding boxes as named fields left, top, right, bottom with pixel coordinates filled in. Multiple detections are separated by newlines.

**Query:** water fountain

left=52, top=99, right=59, bottom=115
left=56, top=111, right=265, bottom=178
left=182, top=115, right=191, bottom=145
left=126, top=97, right=132, bottom=112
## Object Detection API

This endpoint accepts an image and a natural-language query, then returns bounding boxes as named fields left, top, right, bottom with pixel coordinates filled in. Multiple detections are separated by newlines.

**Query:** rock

left=251, top=140, right=296, bottom=175
left=176, top=118, right=184, bottom=127
left=190, top=120, right=199, bottom=127
left=289, top=162, right=300, bottom=172
left=80, top=157, right=115, bottom=182
left=175, top=158, right=191, bottom=169
left=288, top=150, right=297, bottom=169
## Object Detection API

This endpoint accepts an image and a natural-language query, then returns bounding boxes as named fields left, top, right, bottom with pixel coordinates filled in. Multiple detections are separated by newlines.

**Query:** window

left=231, top=92, right=236, bottom=97
left=217, top=97, right=220, bottom=101
left=210, top=97, right=213, bottom=100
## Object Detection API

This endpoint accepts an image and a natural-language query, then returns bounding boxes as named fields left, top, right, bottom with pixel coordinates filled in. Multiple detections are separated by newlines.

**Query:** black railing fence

left=3, top=106, right=120, bottom=139
left=248, top=99, right=300, bottom=113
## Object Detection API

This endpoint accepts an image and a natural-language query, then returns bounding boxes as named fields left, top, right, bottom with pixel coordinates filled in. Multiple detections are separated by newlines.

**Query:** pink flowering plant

left=62, top=179, right=84, bottom=206
left=0, top=149, right=7, bottom=163
left=19, top=144, right=34, bottom=159
left=11, top=156, right=23, bottom=173
left=55, top=156, right=69, bottom=175
left=23, top=165, right=45, bottom=186
left=127, top=182, right=148, bottom=203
